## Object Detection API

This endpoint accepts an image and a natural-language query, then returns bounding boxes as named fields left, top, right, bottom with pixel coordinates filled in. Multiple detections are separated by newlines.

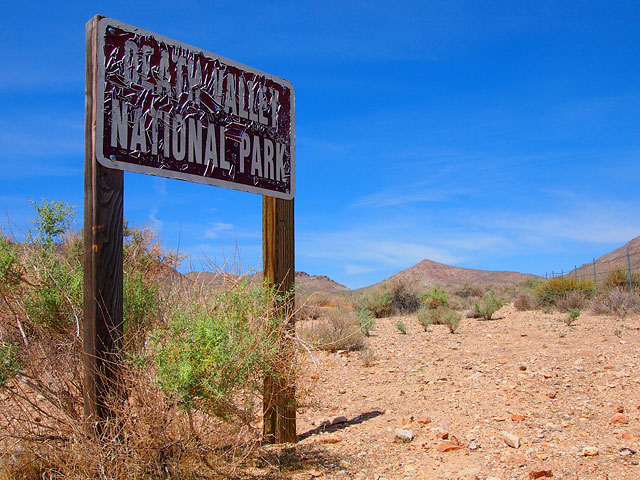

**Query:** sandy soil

left=260, top=304, right=640, bottom=480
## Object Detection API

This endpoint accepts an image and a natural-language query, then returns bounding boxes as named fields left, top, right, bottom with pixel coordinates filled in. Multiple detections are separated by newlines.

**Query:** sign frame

left=94, top=17, right=295, bottom=200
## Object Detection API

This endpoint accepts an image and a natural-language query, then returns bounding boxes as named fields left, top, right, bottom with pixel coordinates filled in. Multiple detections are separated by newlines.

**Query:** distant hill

left=360, top=259, right=537, bottom=292
left=570, top=235, right=640, bottom=281
left=179, top=270, right=349, bottom=296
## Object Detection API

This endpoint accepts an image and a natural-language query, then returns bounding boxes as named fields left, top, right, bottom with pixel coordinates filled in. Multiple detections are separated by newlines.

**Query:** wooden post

left=262, top=196, right=296, bottom=444
left=83, top=15, right=125, bottom=428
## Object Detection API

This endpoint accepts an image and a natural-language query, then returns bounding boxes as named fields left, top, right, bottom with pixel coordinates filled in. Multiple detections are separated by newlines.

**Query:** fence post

left=628, top=247, right=634, bottom=293
left=561, top=268, right=564, bottom=277
left=575, top=266, right=577, bottom=280
left=593, top=258, right=597, bottom=292
left=552, top=271, right=554, bottom=278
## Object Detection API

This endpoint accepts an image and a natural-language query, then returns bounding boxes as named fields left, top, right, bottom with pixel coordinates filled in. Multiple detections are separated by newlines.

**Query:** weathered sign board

left=85, top=15, right=296, bottom=444
left=95, top=17, right=295, bottom=199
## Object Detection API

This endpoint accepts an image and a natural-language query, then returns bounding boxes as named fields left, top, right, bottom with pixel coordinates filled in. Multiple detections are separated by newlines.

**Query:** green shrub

left=472, top=290, right=504, bottom=320
left=417, top=306, right=460, bottom=333
left=358, top=287, right=392, bottom=318
left=534, top=276, right=594, bottom=308
left=124, top=272, right=160, bottom=348
left=0, top=232, right=23, bottom=288
left=564, top=308, right=580, bottom=326
left=419, top=284, right=449, bottom=309
left=602, top=267, right=640, bottom=292
left=28, top=198, right=75, bottom=245
left=152, top=281, right=286, bottom=417
left=0, top=341, right=20, bottom=388
left=395, top=320, right=407, bottom=334
left=356, top=307, right=376, bottom=336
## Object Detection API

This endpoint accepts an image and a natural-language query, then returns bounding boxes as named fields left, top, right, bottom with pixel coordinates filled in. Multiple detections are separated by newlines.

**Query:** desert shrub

left=356, top=307, right=375, bottom=336
left=0, top=341, right=20, bottom=388
left=417, top=306, right=459, bottom=333
left=28, top=198, right=75, bottom=245
left=0, top=232, right=23, bottom=288
left=534, top=276, right=594, bottom=308
left=602, top=267, right=640, bottom=292
left=472, top=290, right=504, bottom=321
left=395, top=320, right=407, bottom=334
left=388, top=279, right=421, bottom=314
left=564, top=308, right=580, bottom=326
left=358, top=287, right=392, bottom=318
left=152, top=280, right=287, bottom=416
left=419, top=284, right=450, bottom=309
left=452, top=282, right=485, bottom=299
left=590, top=288, right=640, bottom=316
left=555, top=290, right=589, bottom=312
left=514, top=291, right=536, bottom=311
left=359, top=348, right=376, bottom=367
left=302, top=310, right=366, bottom=352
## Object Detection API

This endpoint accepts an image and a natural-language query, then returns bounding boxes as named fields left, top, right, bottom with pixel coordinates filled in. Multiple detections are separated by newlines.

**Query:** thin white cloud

left=344, top=264, right=378, bottom=275
left=204, top=222, right=235, bottom=239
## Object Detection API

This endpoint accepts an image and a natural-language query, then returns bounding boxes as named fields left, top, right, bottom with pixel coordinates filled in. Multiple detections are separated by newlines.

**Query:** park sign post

left=84, top=15, right=296, bottom=443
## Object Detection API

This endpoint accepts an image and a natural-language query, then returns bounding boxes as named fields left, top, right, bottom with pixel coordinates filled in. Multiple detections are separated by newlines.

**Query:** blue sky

left=1, top=1, right=639, bottom=288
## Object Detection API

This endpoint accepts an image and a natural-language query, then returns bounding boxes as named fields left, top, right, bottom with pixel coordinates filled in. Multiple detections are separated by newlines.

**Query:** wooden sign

left=85, top=15, right=296, bottom=444
left=95, top=17, right=295, bottom=199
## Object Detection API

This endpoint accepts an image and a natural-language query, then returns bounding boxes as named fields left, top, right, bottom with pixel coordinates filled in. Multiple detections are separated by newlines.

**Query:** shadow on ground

left=297, top=409, right=384, bottom=441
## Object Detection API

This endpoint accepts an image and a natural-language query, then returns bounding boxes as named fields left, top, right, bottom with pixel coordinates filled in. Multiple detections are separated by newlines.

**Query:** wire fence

left=542, top=247, right=639, bottom=293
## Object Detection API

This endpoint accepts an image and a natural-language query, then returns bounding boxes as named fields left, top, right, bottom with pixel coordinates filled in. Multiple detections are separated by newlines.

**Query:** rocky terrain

left=360, top=260, right=537, bottom=292
left=254, top=305, right=640, bottom=480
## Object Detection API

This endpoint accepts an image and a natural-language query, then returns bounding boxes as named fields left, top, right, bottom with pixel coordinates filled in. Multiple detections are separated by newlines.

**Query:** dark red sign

left=95, top=18, right=294, bottom=199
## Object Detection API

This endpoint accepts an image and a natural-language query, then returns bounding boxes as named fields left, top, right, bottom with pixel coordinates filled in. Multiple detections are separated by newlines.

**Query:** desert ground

left=252, top=305, right=640, bottom=480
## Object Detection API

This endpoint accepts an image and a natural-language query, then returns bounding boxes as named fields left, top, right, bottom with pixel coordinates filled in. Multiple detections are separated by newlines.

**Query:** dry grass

left=590, top=288, right=640, bottom=317
left=299, top=310, right=366, bottom=353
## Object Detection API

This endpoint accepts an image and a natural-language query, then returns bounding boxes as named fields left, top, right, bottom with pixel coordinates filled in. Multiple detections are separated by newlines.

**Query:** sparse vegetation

left=564, top=308, right=581, bottom=326
left=419, top=284, right=450, bottom=309
left=395, top=320, right=407, bottom=334
left=359, top=348, right=376, bottom=367
left=417, top=305, right=460, bottom=333
left=358, top=287, right=392, bottom=318
left=388, top=278, right=421, bottom=314
left=534, top=276, right=594, bottom=309
left=514, top=291, right=536, bottom=311
left=472, top=290, right=504, bottom=321
left=590, top=288, right=640, bottom=316
left=302, top=310, right=366, bottom=352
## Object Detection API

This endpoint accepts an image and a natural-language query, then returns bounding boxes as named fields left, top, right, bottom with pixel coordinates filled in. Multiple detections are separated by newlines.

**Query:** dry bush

left=590, top=288, right=640, bottom=316
left=602, top=267, right=640, bottom=292
left=554, top=290, right=589, bottom=312
left=300, top=310, right=366, bottom=352
left=514, top=291, right=536, bottom=311
left=388, top=278, right=421, bottom=314
left=534, top=276, right=594, bottom=308
left=359, top=348, right=376, bottom=367
left=452, top=283, right=486, bottom=299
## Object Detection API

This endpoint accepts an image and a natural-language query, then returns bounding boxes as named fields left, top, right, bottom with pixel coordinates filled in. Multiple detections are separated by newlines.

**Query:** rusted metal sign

left=95, top=17, right=294, bottom=199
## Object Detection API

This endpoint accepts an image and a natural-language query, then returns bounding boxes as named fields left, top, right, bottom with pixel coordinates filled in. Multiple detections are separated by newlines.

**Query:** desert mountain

left=361, top=259, right=537, bottom=291
left=180, top=270, right=349, bottom=296
left=570, top=235, right=640, bottom=280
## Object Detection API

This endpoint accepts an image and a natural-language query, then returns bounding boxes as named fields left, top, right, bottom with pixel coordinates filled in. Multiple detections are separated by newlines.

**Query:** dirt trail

left=286, top=305, right=640, bottom=480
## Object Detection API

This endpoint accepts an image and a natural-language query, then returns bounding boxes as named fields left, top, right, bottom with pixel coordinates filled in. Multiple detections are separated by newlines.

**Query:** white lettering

left=157, top=50, right=171, bottom=95
left=239, top=132, right=250, bottom=174
left=110, top=99, right=128, bottom=149
left=257, top=85, right=268, bottom=125
left=224, top=73, right=237, bottom=115
left=275, top=142, right=286, bottom=181
left=172, top=114, right=186, bottom=161
left=251, top=135, right=263, bottom=177
left=130, top=108, right=147, bottom=153
left=123, top=40, right=139, bottom=85
left=238, top=77, right=249, bottom=119
left=264, top=138, right=274, bottom=180
left=219, top=129, right=229, bottom=169
left=188, top=118, right=203, bottom=164
left=247, top=81, right=258, bottom=122
left=204, top=124, right=217, bottom=167
left=269, top=88, right=279, bottom=129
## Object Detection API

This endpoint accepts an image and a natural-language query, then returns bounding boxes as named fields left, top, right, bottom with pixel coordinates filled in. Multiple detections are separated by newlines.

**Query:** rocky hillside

left=571, top=235, right=640, bottom=280
left=361, top=258, right=537, bottom=291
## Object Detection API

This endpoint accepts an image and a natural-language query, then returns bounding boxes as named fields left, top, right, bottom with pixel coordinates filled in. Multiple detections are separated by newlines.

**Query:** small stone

left=520, top=365, right=527, bottom=371
left=394, top=428, right=413, bottom=442
left=619, top=447, right=636, bottom=456
left=622, top=433, right=638, bottom=441
left=309, top=470, right=324, bottom=477
left=616, top=407, right=625, bottom=413
left=417, top=416, right=432, bottom=425
left=609, top=413, right=629, bottom=424
left=320, top=436, right=341, bottom=444
left=331, top=416, right=348, bottom=425
left=511, top=414, right=525, bottom=422
left=582, top=446, right=599, bottom=456
left=338, top=389, right=346, bottom=394
left=468, top=441, right=478, bottom=450
left=500, top=431, right=520, bottom=449
left=437, top=441, right=463, bottom=452
left=529, top=468, right=553, bottom=478
left=547, top=391, right=557, bottom=399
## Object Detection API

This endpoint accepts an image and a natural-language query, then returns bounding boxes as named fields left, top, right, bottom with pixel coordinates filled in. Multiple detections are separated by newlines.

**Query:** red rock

left=320, top=436, right=341, bottom=444
left=547, top=391, right=557, bottom=399
left=437, top=431, right=449, bottom=439
left=417, top=416, right=432, bottom=425
left=511, top=414, right=525, bottom=422
left=309, top=470, right=324, bottom=477
left=437, top=441, right=463, bottom=452
left=529, top=468, right=553, bottom=478
left=609, top=413, right=629, bottom=424
left=519, top=365, right=527, bottom=371
left=616, top=407, right=625, bottom=413
left=622, top=433, right=638, bottom=441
